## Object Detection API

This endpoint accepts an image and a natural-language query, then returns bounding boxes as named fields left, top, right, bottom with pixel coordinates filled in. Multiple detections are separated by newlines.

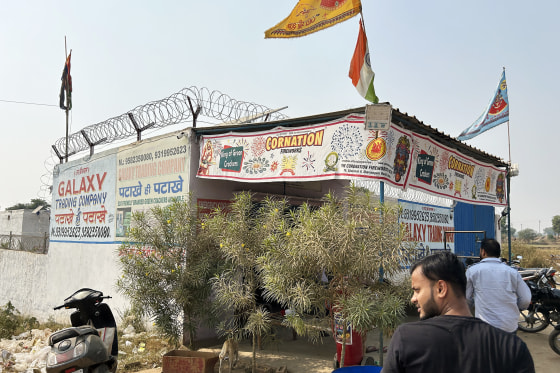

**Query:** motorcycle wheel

left=518, top=308, right=549, bottom=332
left=549, top=327, right=560, bottom=356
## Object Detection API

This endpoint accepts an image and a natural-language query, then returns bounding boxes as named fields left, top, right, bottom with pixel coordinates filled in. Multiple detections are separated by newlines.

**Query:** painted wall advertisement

left=50, top=151, right=117, bottom=243
left=398, top=200, right=454, bottom=256
left=116, top=137, right=189, bottom=239
left=197, top=114, right=507, bottom=207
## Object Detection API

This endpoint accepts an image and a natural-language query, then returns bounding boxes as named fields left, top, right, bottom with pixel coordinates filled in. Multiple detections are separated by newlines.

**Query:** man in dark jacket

left=383, top=251, right=534, bottom=373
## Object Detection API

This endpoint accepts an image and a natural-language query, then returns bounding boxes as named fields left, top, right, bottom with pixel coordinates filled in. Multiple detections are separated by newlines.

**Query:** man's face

left=410, top=266, right=441, bottom=320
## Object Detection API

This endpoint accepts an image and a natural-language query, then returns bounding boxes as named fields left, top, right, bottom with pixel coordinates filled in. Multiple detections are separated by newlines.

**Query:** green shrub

left=0, top=302, right=20, bottom=339
left=0, top=303, right=66, bottom=339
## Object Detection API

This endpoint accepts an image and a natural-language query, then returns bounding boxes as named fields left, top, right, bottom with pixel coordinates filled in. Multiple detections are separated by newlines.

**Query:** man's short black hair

left=481, top=238, right=501, bottom=258
left=410, top=251, right=467, bottom=297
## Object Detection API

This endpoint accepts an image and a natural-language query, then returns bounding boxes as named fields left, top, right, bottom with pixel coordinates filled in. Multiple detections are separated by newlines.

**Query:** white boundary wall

left=0, top=128, right=348, bottom=323
left=0, top=242, right=127, bottom=323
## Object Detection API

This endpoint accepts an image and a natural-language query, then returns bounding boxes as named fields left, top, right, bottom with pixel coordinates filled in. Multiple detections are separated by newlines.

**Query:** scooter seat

left=49, top=326, right=99, bottom=346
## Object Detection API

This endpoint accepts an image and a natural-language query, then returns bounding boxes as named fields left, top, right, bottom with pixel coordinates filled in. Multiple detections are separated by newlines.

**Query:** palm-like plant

left=259, top=185, right=415, bottom=367
left=204, top=192, right=289, bottom=373
left=116, top=196, right=220, bottom=348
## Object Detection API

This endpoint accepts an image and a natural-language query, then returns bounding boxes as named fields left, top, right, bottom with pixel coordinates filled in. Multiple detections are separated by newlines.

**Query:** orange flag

left=265, top=0, right=362, bottom=39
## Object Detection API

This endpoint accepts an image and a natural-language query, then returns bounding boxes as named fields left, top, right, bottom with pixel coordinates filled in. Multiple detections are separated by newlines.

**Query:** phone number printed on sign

left=51, top=226, right=111, bottom=240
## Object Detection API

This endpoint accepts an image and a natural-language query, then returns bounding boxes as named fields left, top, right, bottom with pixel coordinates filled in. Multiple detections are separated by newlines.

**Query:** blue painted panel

left=453, top=202, right=495, bottom=258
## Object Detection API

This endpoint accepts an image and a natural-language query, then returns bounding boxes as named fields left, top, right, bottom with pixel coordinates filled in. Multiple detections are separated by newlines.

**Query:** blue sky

left=1, top=1, right=558, bottom=234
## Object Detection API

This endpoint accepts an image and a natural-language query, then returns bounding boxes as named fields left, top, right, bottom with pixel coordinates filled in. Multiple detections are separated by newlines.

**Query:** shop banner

left=398, top=200, right=455, bottom=256
left=116, top=137, right=189, bottom=239
left=198, top=114, right=507, bottom=207
left=50, top=151, right=117, bottom=243
left=408, top=132, right=507, bottom=207
left=197, top=114, right=414, bottom=189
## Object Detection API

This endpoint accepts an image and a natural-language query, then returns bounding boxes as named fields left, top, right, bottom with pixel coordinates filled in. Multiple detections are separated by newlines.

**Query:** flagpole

left=64, top=37, right=69, bottom=163
left=357, top=10, right=385, bottom=365
left=504, top=67, right=514, bottom=263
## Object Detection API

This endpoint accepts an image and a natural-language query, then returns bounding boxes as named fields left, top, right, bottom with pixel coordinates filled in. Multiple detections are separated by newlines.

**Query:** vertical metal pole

left=378, top=181, right=384, bottom=366
left=64, top=37, right=69, bottom=163
left=507, top=167, right=512, bottom=263
left=65, top=109, right=69, bottom=163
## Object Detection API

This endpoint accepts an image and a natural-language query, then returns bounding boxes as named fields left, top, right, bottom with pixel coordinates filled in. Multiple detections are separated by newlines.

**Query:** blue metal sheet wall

left=453, top=202, right=496, bottom=258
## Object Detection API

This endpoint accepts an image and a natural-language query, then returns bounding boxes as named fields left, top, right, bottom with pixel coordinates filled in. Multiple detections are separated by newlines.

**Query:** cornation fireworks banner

left=407, top=131, right=507, bottom=207
left=197, top=114, right=507, bottom=207
left=197, top=114, right=413, bottom=189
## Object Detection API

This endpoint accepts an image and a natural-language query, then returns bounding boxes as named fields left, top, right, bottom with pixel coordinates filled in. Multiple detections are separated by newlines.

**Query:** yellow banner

left=265, top=0, right=362, bottom=39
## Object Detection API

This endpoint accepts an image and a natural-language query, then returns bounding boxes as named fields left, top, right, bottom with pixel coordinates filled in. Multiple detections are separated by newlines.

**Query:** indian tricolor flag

left=349, top=19, right=378, bottom=103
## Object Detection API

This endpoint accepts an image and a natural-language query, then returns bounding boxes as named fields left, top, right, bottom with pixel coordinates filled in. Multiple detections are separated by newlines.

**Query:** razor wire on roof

left=51, top=86, right=289, bottom=159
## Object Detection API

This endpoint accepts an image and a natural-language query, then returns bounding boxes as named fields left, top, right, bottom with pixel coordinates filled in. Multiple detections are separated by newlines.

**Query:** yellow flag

left=265, top=0, right=362, bottom=39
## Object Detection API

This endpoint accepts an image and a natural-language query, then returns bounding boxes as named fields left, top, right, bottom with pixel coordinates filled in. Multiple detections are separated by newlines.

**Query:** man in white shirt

left=466, top=238, right=531, bottom=333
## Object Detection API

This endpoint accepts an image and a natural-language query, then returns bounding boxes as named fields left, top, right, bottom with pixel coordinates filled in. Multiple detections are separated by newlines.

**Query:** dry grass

left=509, top=241, right=560, bottom=269
left=119, top=332, right=174, bottom=372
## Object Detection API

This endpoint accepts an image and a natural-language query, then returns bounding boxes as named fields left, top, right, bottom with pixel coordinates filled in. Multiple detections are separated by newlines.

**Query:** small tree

left=116, top=196, right=220, bottom=348
left=6, top=198, right=50, bottom=211
left=500, top=215, right=516, bottom=242
left=203, top=192, right=287, bottom=373
left=552, top=215, right=560, bottom=237
left=518, top=228, right=538, bottom=243
left=259, top=185, right=415, bottom=367
left=543, top=227, right=555, bottom=240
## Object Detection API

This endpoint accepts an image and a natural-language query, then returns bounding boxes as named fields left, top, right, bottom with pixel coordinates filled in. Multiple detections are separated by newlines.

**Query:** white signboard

left=365, top=104, right=392, bottom=131
left=398, top=199, right=455, bottom=256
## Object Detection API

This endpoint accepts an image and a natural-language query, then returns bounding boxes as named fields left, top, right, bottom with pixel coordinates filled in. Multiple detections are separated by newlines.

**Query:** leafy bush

left=0, top=302, right=42, bottom=339
left=0, top=302, right=20, bottom=339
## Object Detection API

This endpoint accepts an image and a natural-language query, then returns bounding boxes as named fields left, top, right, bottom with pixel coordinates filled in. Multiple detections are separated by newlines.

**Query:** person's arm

left=516, top=272, right=532, bottom=311
left=465, top=268, right=475, bottom=307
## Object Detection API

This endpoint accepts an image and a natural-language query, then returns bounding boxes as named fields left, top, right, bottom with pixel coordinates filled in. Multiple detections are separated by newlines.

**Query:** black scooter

left=46, top=288, right=118, bottom=373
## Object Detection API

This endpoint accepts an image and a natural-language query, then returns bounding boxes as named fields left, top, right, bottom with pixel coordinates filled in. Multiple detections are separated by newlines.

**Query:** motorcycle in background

left=46, top=288, right=118, bottom=373
left=518, top=268, right=560, bottom=333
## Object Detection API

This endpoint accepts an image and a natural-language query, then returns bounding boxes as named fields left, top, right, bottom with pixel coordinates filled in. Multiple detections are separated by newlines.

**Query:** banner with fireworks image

left=197, top=114, right=507, bottom=207
left=407, top=131, right=507, bottom=206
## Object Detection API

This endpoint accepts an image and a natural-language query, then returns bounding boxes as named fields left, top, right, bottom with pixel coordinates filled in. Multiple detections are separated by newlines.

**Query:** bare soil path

left=140, top=323, right=560, bottom=373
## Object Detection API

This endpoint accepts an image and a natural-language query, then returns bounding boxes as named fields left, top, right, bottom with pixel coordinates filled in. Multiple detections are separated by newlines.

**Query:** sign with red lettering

left=116, top=136, right=190, bottom=239
left=398, top=200, right=454, bottom=258
left=50, top=150, right=117, bottom=243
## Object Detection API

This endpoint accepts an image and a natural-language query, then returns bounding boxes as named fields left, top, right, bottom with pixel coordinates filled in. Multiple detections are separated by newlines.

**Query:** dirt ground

left=143, top=322, right=560, bottom=373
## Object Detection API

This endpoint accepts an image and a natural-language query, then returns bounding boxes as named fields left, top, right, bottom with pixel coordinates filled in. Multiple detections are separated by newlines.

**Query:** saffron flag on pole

left=457, top=70, right=509, bottom=141
left=349, top=19, right=378, bottom=103
left=59, top=52, right=72, bottom=111
left=264, top=0, right=362, bottom=39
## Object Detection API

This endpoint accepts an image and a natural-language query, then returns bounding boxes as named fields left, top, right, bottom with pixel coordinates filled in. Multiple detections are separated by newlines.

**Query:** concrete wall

left=0, top=126, right=359, bottom=326
left=0, top=128, right=351, bottom=324
left=0, top=209, right=49, bottom=236
left=0, top=242, right=127, bottom=323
